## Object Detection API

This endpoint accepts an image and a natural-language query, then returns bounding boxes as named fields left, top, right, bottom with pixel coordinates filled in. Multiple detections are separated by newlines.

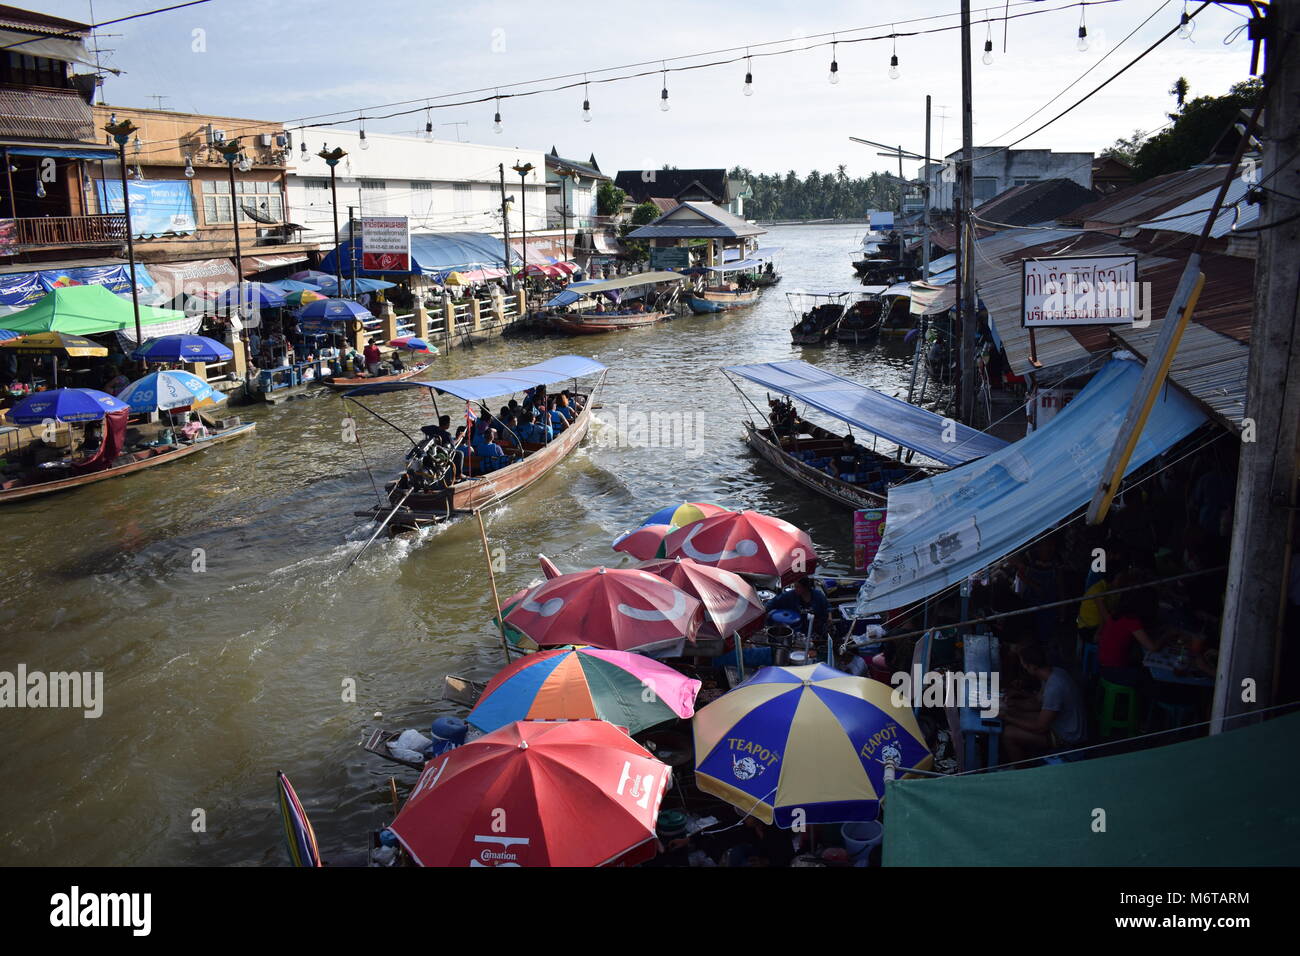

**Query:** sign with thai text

left=360, top=216, right=411, bottom=272
left=1022, top=254, right=1139, bottom=327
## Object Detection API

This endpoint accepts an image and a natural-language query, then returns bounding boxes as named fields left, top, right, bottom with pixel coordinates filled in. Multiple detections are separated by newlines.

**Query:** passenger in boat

left=474, top=428, right=509, bottom=472
left=830, top=435, right=861, bottom=478
left=363, top=340, right=382, bottom=376
left=554, top=394, right=575, bottom=423
left=562, top=388, right=585, bottom=412
left=766, top=577, right=831, bottom=639
left=390, top=351, right=406, bottom=372
left=545, top=398, right=568, bottom=433
left=519, top=409, right=552, bottom=444
left=768, top=397, right=798, bottom=436
left=421, top=415, right=453, bottom=448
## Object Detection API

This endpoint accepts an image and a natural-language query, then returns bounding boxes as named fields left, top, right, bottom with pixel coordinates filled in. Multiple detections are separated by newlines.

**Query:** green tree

left=596, top=181, right=626, bottom=217
left=1104, top=129, right=1147, bottom=165
left=1132, top=77, right=1262, bottom=181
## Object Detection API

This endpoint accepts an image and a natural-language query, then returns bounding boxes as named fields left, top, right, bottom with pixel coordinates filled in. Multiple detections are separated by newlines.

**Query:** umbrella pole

left=735, top=630, right=745, bottom=682
left=475, top=509, right=513, bottom=666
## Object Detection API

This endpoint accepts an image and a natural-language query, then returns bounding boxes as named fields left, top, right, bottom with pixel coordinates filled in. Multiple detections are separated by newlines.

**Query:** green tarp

left=884, top=712, right=1300, bottom=866
left=0, top=285, right=186, bottom=336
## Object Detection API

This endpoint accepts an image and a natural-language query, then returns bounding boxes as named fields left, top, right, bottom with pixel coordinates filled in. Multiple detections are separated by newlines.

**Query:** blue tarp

left=96, top=179, right=198, bottom=238
left=855, top=358, right=1208, bottom=615
left=724, top=359, right=1008, bottom=467
left=344, top=355, right=606, bottom=400
left=320, top=232, right=518, bottom=277
left=0, top=264, right=154, bottom=310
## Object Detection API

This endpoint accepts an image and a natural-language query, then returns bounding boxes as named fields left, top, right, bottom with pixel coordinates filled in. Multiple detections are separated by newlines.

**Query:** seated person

left=1000, top=644, right=1088, bottom=762
left=1096, top=585, right=1161, bottom=687
left=546, top=399, right=568, bottom=433
left=562, top=389, right=585, bottom=412
left=554, top=394, right=575, bottom=423
left=180, top=413, right=210, bottom=442
left=473, top=428, right=509, bottom=472
left=520, top=410, right=552, bottom=444
left=766, top=576, right=831, bottom=638
left=420, top=415, right=453, bottom=448
left=390, top=351, right=406, bottom=371
left=450, top=425, right=468, bottom=476
left=830, top=434, right=859, bottom=477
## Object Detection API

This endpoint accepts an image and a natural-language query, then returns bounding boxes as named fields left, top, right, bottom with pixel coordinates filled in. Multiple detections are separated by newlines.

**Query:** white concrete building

left=285, top=129, right=548, bottom=246
left=915, top=147, right=1095, bottom=212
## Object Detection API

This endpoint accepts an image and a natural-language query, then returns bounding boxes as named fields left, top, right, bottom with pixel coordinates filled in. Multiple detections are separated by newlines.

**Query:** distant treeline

left=729, top=165, right=902, bottom=222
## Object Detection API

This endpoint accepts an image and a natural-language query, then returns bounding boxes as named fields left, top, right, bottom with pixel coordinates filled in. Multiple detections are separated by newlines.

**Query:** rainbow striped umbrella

left=469, top=647, right=701, bottom=735
left=276, top=771, right=322, bottom=867
left=693, top=664, right=932, bottom=827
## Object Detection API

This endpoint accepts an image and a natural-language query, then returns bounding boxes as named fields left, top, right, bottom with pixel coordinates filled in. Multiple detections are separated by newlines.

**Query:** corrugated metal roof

left=1068, top=164, right=1229, bottom=228
left=0, top=88, right=94, bottom=141
left=1139, top=176, right=1260, bottom=238
left=1113, top=321, right=1250, bottom=433
left=626, top=200, right=765, bottom=239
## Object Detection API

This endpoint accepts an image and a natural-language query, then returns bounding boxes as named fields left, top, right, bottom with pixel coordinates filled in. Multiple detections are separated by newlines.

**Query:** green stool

left=1098, top=679, right=1140, bottom=739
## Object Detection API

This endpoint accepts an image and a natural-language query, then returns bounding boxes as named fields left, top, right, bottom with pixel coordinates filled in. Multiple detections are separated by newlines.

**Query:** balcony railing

left=11, top=214, right=127, bottom=248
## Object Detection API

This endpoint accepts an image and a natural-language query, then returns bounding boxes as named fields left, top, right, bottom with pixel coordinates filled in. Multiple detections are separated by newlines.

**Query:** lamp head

left=317, top=146, right=347, bottom=167
left=104, top=117, right=138, bottom=146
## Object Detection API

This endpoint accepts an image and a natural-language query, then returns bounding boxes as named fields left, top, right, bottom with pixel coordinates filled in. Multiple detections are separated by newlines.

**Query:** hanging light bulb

left=582, top=79, right=592, bottom=122
left=359, top=121, right=370, bottom=149
left=828, top=41, right=839, bottom=85
left=743, top=53, right=753, bottom=96
left=35, top=177, right=46, bottom=199
left=1077, top=11, right=1089, bottom=52
left=184, top=153, right=195, bottom=178
left=888, top=31, right=899, bottom=79
left=983, top=20, right=994, bottom=65
left=238, top=155, right=251, bottom=173
left=493, top=93, right=503, bottom=133
left=132, top=135, right=142, bottom=155
left=659, top=69, right=670, bottom=111
left=1177, top=4, right=1194, bottom=39
left=424, top=107, right=434, bottom=140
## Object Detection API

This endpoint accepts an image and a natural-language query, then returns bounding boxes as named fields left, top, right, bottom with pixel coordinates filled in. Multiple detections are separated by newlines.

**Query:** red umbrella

left=612, top=523, right=672, bottom=561
left=502, top=566, right=703, bottom=655
left=539, top=554, right=562, bottom=579
left=638, top=557, right=767, bottom=639
left=389, top=720, right=670, bottom=867
left=662, top=510, right=818, bottom=586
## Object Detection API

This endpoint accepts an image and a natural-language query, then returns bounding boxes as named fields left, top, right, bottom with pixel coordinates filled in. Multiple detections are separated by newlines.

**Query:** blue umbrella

left=8, top=388, right=129, bottom=424
left=0, top=328, right=23, bottom=341
left=117, top=370, right=225, bottom=413
left=133, top=334, right=233, bottom=364
left=315, top=276, right=396, bottom=295
left=268, top=279, right=322, bottom=293
left=299, top=298, right=372, bottom=322
left=215, top=281, right=286, bottom=310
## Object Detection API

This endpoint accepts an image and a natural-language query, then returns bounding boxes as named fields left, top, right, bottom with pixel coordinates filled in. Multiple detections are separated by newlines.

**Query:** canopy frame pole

left=475, top=508, right=514, bottom=666
left=345, top=485, right=414, bottom=570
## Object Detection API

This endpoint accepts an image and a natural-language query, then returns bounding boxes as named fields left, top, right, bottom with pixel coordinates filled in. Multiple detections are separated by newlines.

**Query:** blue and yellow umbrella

left=692, top=663, right=931, bottom=827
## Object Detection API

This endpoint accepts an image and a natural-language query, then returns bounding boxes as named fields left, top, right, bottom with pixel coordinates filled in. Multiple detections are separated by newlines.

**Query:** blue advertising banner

left=0, top=264, right=154, bottom=310
left=96, top=179, right=198, bottom=238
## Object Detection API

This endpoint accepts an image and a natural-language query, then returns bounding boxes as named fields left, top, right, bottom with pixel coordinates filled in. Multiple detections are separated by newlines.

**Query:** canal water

left=0, top=222, right=917, bottom=865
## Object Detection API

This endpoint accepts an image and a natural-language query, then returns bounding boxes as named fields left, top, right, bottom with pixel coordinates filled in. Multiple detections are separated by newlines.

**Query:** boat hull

left=548, top=311, right=667, bottom=334
left=0, top=422, right=257, bottom=504
left=740, top=421, right=932, bottom=511
left=697, top=289, right=760, bottom=308
left=318, top=364, right=431, bottom=391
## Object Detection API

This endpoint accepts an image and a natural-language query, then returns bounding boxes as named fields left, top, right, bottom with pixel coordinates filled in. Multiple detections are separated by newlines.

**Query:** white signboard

left=1022, top=254, right=1138, bottom=327
left=360, top=216, right=411, bottom=272
left=869, top=210, right=895, bottom=231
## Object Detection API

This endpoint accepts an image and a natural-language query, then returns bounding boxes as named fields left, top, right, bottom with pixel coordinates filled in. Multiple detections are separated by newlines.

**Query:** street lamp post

left=219, top=138, right=255, bottom=382
left=104, top=116, right=143, bottom=356
left=557, top=166, right=578, bottom=270
left=512, top=161, right=534, bottom=313
left=318, top=147, right=348, bottom=296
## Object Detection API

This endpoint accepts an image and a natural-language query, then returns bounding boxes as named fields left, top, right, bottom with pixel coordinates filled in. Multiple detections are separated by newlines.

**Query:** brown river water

left=0, top=223, right=917, bottom=865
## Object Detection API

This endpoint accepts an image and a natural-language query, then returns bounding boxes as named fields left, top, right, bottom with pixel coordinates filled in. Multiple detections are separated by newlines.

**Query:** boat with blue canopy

left=344, top=355, right=607, bottom=534
left=542, top=271, right=685, bottom=334
left=722, top=359, right=1008, bottom=509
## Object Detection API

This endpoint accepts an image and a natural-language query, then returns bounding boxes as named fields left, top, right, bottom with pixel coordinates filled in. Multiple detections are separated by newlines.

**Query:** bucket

left=787, top=650, right=809, bottom=665
left=766, top=625, right=793, bottom=646
left=842, top=820, right=883, bottom=860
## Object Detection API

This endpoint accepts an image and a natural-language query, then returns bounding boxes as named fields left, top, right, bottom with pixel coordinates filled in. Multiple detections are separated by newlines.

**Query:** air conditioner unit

left=208, top=128, right=227, bottom=144
left=275, top=132, right=289, bottom=148
left=259, top=133, right=273, bottom=147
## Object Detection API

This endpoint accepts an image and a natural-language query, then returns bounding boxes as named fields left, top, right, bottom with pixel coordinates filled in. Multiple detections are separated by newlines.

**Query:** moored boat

left=345, top=355, right=607, bottom=533
left=722, top=359, right=1009, bottom=510
left=317, top=362, right=431, bottom=391
left=788, top=290, right=854, bottom=344
left=835, top=288, right=888, bottom=345
left=549, top=310, right=670, bottom=334
left=540, top=271, right=684, bottom=335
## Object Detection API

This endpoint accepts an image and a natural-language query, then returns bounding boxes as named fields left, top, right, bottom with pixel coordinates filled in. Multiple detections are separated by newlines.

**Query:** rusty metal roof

left=1113, top=322, right=1250, bottom=433
left=0, top=5, right=89, bottom=36
left=0, top=87, right=94, bottom=142
left=1067, top=164, right=1230, bottom=228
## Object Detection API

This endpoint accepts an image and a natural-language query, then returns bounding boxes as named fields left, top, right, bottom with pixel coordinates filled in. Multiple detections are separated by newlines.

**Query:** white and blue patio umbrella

left=134, top=334, right=233, bottom=364
left=7, top=388, right=129, bottom=424
left=117, top=370, right=225, bottom=413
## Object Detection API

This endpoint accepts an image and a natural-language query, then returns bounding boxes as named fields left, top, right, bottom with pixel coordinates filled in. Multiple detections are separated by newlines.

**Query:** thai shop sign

left=1021, top=254, right=1139, bottom=327
left=853, top=509, right=887, bottom=572
left=360, top=216, right=411, bottom=272
left=650, top=246, right=689, bottom=270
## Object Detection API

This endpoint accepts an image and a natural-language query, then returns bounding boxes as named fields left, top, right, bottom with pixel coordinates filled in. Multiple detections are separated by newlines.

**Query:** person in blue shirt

left=474, top=428, right=509, bottom=472
left=766, top=577, right=831, bottom=638
left=546, top=398, right=568, bottom=433
left=523, top=409, right=553, bottom=444
left=554, top=393, right=575, bottom=423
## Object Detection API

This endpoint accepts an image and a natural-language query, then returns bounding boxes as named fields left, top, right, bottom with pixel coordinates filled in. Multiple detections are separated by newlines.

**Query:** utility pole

left=498, top=163, right=513, bottom=290
left=348, top=205, right=358, bottom=298
left=1212, top=1, right=1300, bottom=733
left=923, top=94, right=932, bottom=281
left=958, top=0, right=977, bottom=425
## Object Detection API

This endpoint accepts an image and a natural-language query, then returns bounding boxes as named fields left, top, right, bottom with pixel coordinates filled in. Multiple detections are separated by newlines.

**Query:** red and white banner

left=360, top=216, right=411, bottom=272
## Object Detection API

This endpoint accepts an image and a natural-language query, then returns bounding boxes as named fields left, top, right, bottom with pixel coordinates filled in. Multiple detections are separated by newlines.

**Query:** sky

left=43, top=0, right=1257, bottom=179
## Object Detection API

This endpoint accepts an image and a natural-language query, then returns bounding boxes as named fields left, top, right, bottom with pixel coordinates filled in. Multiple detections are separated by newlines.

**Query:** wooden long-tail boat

left=549, top=311, right=669, bottom=334
left=317, top=362, right=431, bottom=391
left=345, top=355, right=607, bottom=534
left=541, top=270, right=684, bottom=336
left=0, top=415, right=256, bottom=504
left=788, top=291, right=854, bottom=345
left=722, top=359, right=1009, bottom=510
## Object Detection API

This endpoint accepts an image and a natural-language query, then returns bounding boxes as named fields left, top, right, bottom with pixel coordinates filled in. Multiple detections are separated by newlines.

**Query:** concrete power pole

left=1212, top=2, right=1300, bottom=732
left=958, top=0, right=977, bottom=424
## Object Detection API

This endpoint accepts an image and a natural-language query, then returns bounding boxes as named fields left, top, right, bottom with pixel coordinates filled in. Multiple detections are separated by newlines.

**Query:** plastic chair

left=1148, top=698, right=1199, bottom=733
left=1097, top=678, right=1140, bottom=739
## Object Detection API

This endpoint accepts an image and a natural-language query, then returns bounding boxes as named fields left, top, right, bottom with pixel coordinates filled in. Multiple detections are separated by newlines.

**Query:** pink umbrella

left=539, top=554, right=562, bottom=579
left=612, top=524, right=672, bottom=561
left=662, top=510, right=819, bottom=586
left=638, top=557, right=767, bottom=638
left=501, top=566, right=703, bottom=656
